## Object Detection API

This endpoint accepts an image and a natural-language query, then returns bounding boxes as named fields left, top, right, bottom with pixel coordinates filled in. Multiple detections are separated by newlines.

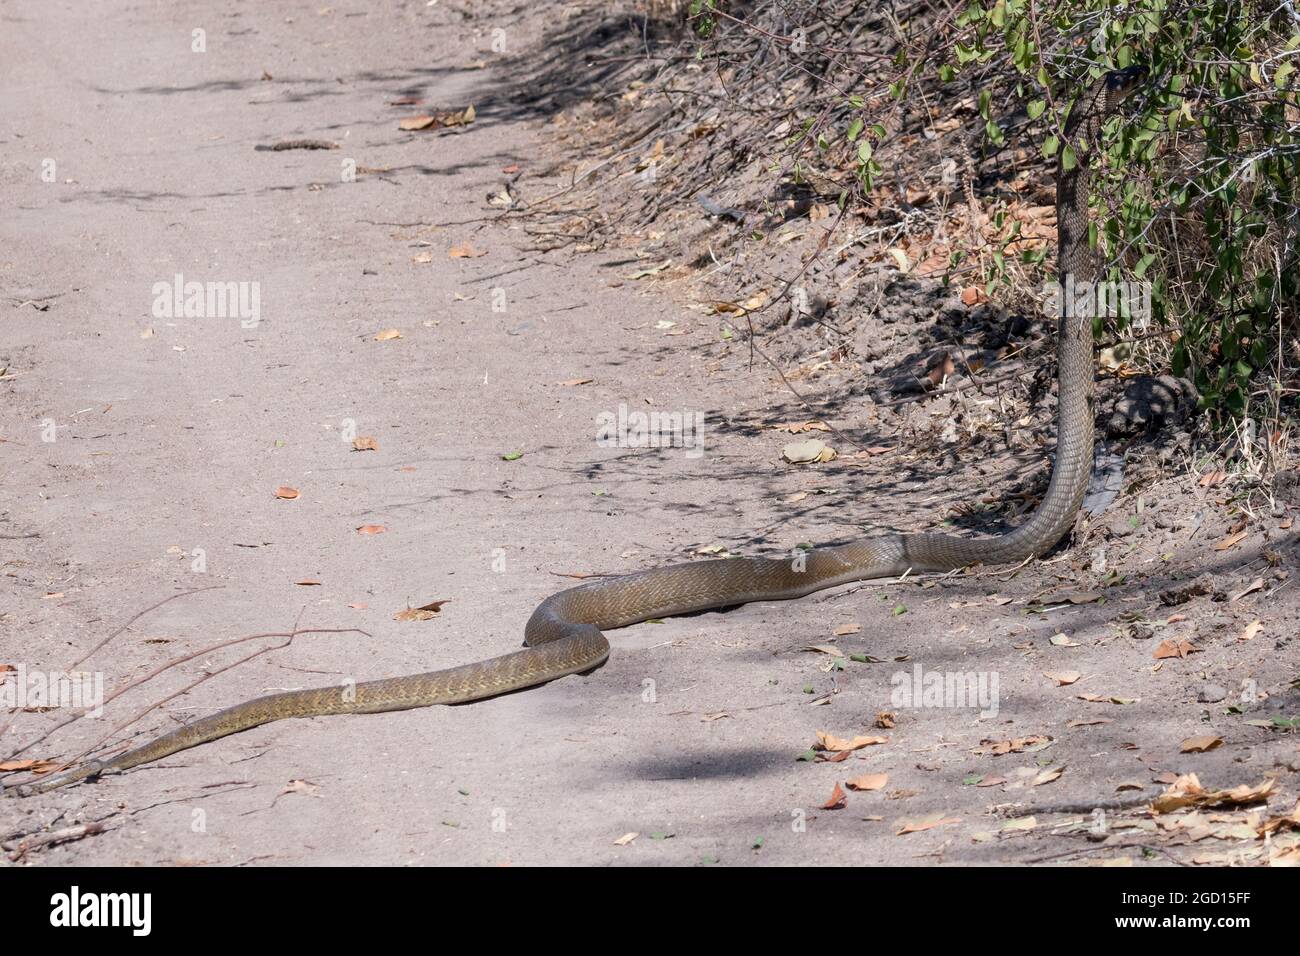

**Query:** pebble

left=1197, top=684, right=1228, bottom=704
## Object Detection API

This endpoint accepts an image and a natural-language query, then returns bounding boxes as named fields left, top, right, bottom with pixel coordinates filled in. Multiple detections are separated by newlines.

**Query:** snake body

left=18, top=68, right=1145, bottom=796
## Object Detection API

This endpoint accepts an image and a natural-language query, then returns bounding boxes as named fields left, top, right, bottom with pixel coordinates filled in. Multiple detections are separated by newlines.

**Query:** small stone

left=1197, top=684, right=1228, bottom=704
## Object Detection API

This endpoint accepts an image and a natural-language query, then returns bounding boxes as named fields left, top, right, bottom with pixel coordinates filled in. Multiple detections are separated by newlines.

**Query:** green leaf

left=1026, top=99, right=1046, bottom=120
left=501, top=451, right=523, bottom=461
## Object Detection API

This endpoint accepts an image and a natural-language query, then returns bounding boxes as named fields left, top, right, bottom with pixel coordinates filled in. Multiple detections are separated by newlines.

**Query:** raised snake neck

left=17, top=69, right=1144, bottom=796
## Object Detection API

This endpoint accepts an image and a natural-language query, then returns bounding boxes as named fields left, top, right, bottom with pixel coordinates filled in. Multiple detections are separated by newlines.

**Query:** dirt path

left=2, top=1, right=1295, bottom=866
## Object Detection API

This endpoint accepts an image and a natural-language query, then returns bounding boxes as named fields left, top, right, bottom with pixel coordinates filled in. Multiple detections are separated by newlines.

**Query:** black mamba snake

left=16, top=67, right=1147, bottom=796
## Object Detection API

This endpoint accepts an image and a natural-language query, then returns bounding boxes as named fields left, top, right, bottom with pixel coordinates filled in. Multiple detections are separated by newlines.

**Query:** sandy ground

left=2, top=0, right=1297, bottom=866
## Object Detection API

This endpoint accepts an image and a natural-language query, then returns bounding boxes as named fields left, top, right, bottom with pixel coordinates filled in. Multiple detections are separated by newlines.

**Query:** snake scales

left=17, top=68, right=1146, bottom=796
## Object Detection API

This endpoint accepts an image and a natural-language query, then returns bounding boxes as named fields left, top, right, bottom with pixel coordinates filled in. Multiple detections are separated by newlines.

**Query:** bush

left=932, top=0, right=1300, bottom=422
left=682, top=1, right=1300, bottom=430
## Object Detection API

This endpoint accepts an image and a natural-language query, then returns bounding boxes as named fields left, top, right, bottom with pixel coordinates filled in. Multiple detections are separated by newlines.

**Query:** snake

left=14, top=67, right=1146, bottom=796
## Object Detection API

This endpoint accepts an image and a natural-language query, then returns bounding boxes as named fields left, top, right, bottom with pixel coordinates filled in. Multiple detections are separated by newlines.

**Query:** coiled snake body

left=19, top=68, right=1146, bottom=795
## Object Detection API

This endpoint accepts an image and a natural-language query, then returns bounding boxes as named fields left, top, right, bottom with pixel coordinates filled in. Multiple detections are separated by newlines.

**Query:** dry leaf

left=821, top=782, right=848, bottom=810
left=974, top=735, right=1052, bottom=756
left=1003, top=816, right=1037, bottom=831
left=280, top=778, right=320, bottom=797
left=1180, top=735, right=1223, bottom=753
left=846, top=773, right=889, bottom=792
left=374, top=328, right=403, bottom=341
left=1039, top=590, right=1101, bottom=605
left=1215, top=530, right=1248, bottom=551
left=353, top=436, right=379, bottom=452
left=1239, top=619, right=1264, bottom=641
left=1229, top=577, right=1265, bottom=602
left=804, top=644, right=844, bottom=657
left=1077, top=693, right=1138, bottom=704
left=0, top=758, right=59, bottom=773
left=772, top=420, right=832, bottom=434
left=1044, top=670, right=1081, bottom=686
left=613, top=832, right=638, bottom=846
left=356, top=525, right=387, bottom=535
left=1153, top=638, right=1198, bottom=659
left=394, top=600, right=448, bottom=622
left=399, top=115, right=438, bottom=131
left=896, top=812, right=960, bottom=835
left=832, top=623, right=861, bottom=637
left=274, top=486, right=300, bottom=500
left=782, top=439, right=836, bottom=463
left=1152, top=773, right=1276, bottom=814
left=1257, top=800, right=1300, bottom=837
left=449, top=242, right=487, bottom=259
left=814, top=731, right=888, bottom=753
left=398, top=105, right=475, bottom=132
left=1032, top=766, right=1065, bottom=787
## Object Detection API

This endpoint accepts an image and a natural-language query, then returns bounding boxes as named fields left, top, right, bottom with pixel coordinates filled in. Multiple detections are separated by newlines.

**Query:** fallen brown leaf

left=974, top=735, right=1052, bottom=756
left=0, top=758, right=59, bottom=773
left=394, top=600, right=448, bottom=622
left=398, top=115, right=438, bottom=131
left=846, top=773, right=889, bottom=792
left=1152, top=773, right=1275, bottom=813
left=1032, top=766, right=1065, bottom=787
left=1215, top=530, right=1248, bottom=551
left=821, top=782, right=848, bottom=810
left=1153, top=638, right=1199, bottom=660
left=1044, top=670, right=1081, bottom=686
left=814, top=731, right=888, bottom=753
left=449, top=242, right=487, bottom=259
left=896, top=812, right=960, bottom=835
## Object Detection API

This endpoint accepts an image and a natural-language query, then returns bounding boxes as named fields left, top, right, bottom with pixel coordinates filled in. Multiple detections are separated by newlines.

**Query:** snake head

left=1104, top=65, right=1148, bottom=102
